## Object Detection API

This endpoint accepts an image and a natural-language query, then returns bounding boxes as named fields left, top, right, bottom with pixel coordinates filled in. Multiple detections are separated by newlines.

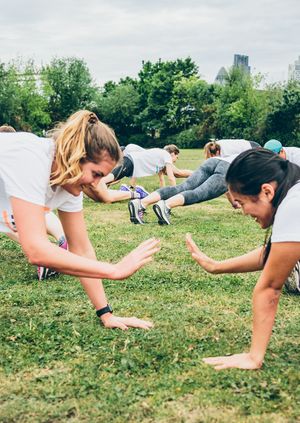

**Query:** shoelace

left=165, top=206, right=171, bottom=218
left=138, top=208, right=144, bottom=220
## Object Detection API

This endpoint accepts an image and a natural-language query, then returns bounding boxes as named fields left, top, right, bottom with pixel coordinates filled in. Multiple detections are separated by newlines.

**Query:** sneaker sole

left=128, top=202, right=144, bottom=224
left=153, top=204, right=170, bottom=225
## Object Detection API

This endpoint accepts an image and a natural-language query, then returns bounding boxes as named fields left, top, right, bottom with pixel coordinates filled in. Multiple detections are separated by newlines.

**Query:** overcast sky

left=0, top=0, right=299, bottom=86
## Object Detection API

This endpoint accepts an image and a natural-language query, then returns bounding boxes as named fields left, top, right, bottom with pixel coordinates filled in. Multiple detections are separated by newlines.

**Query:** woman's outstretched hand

left=203, top=352, right=262, bottom=370
left=185, top=233, right=218, bottom=274
left=112, top=238, right=160, bottom=280
left=101, top=314, right=154, bottom=330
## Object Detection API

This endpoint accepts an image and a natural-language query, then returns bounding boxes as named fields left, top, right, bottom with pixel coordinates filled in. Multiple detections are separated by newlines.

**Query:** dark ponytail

left=226, top=148, right=300, bottom=264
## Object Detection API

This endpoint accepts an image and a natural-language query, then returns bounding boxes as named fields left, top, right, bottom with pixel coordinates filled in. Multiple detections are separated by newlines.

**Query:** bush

left=119, top=133, right=155, bottom=148
left=163, top=126, right=204, bottom=149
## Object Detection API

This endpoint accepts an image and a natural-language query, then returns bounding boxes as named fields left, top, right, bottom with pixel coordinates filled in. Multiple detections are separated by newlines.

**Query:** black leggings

left=111, top=156, right=134, bottom=181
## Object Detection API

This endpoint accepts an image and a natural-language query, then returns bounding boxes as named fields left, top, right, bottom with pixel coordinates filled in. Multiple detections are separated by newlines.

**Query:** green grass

left=1, top=150, right=299, bottom=423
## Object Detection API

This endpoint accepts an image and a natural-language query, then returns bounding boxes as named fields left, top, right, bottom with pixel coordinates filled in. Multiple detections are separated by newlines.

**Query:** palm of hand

left=203, top=353, right=262, bottom=370
left=185, top=234, right=215, bottom=272
left=102, top=314, right=154, bottom=331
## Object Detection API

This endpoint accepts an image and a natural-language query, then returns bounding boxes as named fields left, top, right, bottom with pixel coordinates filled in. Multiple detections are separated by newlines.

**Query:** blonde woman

left=0, top=111, right=160, bottom=330
left=0, top=123, right=67, bottom=280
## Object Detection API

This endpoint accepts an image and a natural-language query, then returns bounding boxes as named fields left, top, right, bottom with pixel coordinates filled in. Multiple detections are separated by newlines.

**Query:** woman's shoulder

left=271, top=183, right=300, bottom=243
left=285, top=181, right=300, bottom=198
left=274, top=182, right=300, bottom=220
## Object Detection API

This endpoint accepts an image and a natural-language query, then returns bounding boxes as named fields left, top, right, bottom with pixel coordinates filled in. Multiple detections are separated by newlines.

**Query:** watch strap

left=96, top=304, right=113, bottom=318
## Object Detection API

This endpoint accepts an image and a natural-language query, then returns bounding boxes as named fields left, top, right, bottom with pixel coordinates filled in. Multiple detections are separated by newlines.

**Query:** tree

left=0, top=62, right=21, bottom=128
left=41, top=57, right=98, bottom=123
left=167, top=76, right=218, bottom=132
left=265, top=81, right=300, bottom=145
left=136, top=58, right=199, bottom=140
left=96, top=82, right=140, bottom=142
left=16, top=60, right=50, bottom=133
left=0, top=60, right=50, bottom=133
left=214, top=67, right=266, bottom=141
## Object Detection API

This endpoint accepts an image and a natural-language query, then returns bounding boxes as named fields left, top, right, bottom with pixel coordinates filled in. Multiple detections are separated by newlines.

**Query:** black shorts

left=111, top=156, right=134, bottom=181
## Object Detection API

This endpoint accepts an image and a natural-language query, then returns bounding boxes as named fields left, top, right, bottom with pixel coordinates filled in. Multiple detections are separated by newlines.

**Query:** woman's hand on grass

left=112, top=238, right=160, bottom=280
left=203, top=352, right=262, bottom=370
left=101, top=314, right=154, bottom=330
left=186, top=233, right=218, bottom=274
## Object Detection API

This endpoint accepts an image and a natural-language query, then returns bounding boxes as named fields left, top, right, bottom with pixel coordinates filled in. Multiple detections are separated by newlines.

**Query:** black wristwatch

left=96, top=304, right=113, bottom=318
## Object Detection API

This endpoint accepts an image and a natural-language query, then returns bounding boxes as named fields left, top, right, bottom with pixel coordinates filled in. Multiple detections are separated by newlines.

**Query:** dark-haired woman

left=186, top=148, right=300, bottom=370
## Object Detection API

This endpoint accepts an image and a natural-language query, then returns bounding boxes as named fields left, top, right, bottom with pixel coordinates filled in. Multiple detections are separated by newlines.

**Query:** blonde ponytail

left=50, top=110, right=121, bottom=186
left=204, top=141, right=221, bottom=159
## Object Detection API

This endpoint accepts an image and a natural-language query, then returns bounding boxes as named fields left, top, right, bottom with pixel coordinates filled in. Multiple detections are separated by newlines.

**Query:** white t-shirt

left=0, top=132, right=82, bottom=234
left=123, top=144, right=145, bottom=156
left=217, top=139, right=253, bottom=157
left=129, top=148, right=172, bottom=177
left=271, top=182, right=300, bottom=243
left=284, top=147, right=300, bottom=167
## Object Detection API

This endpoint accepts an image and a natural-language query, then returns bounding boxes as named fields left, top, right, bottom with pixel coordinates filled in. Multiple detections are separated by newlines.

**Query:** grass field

left=0, top=150, right=299, bottom=423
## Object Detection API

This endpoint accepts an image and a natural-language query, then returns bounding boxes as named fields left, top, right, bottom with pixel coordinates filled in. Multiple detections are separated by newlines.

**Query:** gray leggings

left=157, top=158, right=230, bottom=206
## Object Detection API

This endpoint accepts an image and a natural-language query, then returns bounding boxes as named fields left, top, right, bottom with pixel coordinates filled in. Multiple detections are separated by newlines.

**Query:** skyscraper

left=288, top=56, right=300, bottom=82
left=214, top=66, right=228, bottom=85
left=233, top=54, right=251, bottom=74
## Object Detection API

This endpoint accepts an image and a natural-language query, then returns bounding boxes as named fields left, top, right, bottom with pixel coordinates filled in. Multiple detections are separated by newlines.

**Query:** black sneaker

left=153, top=200, right=171, bottom=225
left=37, top=237, right=67, bottom=281
left=37, top=266, right=59, bottom=281
left=128, top=199, right=145, bottom=224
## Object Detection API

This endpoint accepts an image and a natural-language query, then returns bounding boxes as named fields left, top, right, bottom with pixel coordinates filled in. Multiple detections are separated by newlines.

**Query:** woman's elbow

left=102, top=197, right=113, bottom=204
left=253, top=281, right=282, bottom=301
left=26, top=252, right=44, bottom=266
left=22, top=243, right=49, bottom=266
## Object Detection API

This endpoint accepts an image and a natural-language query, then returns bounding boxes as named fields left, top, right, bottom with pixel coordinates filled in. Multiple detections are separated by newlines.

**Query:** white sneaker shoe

left=152, top=200, right=171, bottom=225
left=128, top=199, right=145, bottom=224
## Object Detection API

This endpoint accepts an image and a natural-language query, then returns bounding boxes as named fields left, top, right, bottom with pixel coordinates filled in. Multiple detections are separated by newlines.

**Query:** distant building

left=233, top=54, right=251, bottom=74
left=214, top=66, right=228, bottom=85
left=215, top=54, right=251, bottom=85
left=288, top=56, right=300, bottom=82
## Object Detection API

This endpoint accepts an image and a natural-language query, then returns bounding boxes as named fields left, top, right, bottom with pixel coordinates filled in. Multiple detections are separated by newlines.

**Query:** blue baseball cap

left=263, top=139, right=283, bottom=154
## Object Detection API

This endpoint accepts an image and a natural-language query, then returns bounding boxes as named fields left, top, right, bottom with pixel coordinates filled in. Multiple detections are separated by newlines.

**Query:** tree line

left=0, top=56, right=299, bottom=147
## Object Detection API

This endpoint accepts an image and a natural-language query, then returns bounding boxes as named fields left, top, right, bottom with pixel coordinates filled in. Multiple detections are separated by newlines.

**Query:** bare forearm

left=168, top=177, right=176, bottom=186
left=213, top=247, right=264, bottom=274
left=79, top=276, right=108, bottom=309
left=24, top=241, right=117, bottom=279
left=82, top=185, right=102, bottom=202
left=173, top=169, right=193, bottom=178
left=249, top=284, right=281, bottom=365
left=158, top=173, right=165, bottom=187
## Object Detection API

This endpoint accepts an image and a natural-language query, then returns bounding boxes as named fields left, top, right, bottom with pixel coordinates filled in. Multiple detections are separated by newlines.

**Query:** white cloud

left=0, top=0, right=299, bottom=85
